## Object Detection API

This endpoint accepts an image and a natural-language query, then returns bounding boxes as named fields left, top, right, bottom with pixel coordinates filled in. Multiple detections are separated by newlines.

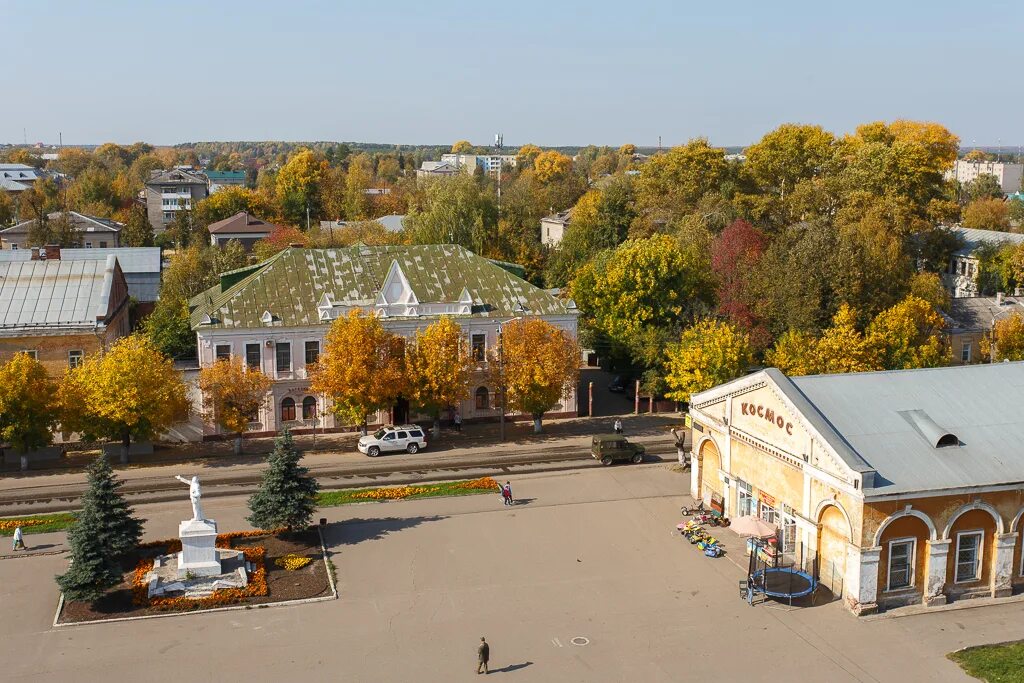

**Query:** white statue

left=175, top=475, right=204, bottom=521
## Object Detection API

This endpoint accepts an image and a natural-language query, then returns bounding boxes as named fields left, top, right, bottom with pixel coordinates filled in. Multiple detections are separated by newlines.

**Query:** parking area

left=1, top=466, right=1023, bottom=681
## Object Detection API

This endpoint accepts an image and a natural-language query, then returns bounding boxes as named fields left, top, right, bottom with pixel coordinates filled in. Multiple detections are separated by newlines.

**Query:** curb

left=318, top=525, right=339, bottom=599
left=0, top=549, right=66, bottom=561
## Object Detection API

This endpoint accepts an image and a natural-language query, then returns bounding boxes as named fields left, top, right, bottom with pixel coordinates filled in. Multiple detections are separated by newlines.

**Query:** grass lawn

left=950, top=641, right=1024, bottom=682
left=0, top=512, right=78, bottom=536
left=317, top=477, right=499, bottom=507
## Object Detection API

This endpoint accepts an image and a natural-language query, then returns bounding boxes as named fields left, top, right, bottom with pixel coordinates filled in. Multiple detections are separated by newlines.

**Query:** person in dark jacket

left=477, top=636, right=490, bottom=674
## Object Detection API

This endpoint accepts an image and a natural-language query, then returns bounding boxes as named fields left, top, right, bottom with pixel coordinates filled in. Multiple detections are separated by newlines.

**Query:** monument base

left=177, top=518, right=221, bottom=578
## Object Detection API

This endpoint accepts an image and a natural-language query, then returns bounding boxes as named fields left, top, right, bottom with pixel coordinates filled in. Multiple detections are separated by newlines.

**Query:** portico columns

left=993, top=533, right=1017, bottom=598
left=845, top=544, right=880, bottom=615
left=923, top=539, right=950, bottom=606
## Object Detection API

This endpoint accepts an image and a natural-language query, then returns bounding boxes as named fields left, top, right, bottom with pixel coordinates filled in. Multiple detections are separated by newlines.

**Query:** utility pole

left=498, top=322, right=505, bottom=442
left=306, top=203, right=310, bottom=231
left=494, top=132, right=503, bottom=218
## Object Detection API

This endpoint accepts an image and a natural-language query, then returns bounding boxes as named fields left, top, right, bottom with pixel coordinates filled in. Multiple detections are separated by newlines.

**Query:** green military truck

left=591, top=435, right=646, bottom=466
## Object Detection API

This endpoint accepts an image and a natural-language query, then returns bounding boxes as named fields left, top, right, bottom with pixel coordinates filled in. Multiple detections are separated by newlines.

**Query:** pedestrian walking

left=503, top=481, right=514, bottom=506
left=454, top=412, right=462, bottom=432
left=12, top=526, right=26, bottom=551
left=614, top=418, right=623, bottom=435
left=477, top=636, right=490, bottom=674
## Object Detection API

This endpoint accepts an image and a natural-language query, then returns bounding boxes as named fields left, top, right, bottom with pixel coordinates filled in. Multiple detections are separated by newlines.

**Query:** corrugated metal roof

left=0, top=247, right=161, bottom=274
left=951, top=226, right=1024, bottom=257
left=788, top=363, right=1024, bottom=496
left=0, top=256, right=116, bottom=331
left=190, top=245, right=573, bottom=330
left=948, top=295, right=1024, bottom=331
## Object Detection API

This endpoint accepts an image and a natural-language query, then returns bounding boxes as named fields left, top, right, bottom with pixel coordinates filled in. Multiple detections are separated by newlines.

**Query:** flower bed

left=0, top=513, right=78, bottom=535
left=57, top=529, right=332, bottom=624
left=318, top=477, right=500, bottom=506
left=275, top=553, right=313, bottom=571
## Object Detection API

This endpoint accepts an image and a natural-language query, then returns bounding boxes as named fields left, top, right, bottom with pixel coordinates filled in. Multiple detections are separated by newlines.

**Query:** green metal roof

left=190, top=245, right=574, bottom=330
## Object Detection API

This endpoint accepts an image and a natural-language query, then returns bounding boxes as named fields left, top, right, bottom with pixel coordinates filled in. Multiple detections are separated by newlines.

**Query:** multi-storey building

left=145, top=168, right=209, bottom=233
left=946, top=159, right=1024, bottom=194
left=942, top=226, right=1024, bottom=298
left=540, top=209, right=572, bottom=247
left=189, top=244, right=579, bottom=437
left=439, top=153, right=517, bottom=177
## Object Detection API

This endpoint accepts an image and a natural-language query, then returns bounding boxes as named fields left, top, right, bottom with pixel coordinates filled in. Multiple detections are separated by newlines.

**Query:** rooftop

left=0, top=247, right=161, bottom=274
left=3, top=211, right=123, bottom=235
left=947, top=295, right=1024, bottom=331
left=207, top=211, right=280, bottom=235
left=147, top=168, right=208, bottom=186
left=0, top=255, right=122, bottom=332
left=950, top=225, right=1024, bottom=257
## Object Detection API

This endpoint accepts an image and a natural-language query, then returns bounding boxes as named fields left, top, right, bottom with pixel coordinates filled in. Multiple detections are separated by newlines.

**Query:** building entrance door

left=392, top=396, right=409, bottom=424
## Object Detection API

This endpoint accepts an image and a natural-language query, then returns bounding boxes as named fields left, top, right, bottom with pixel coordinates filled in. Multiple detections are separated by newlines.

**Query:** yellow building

left=689, top=365, right=1024, bottom=615
left=0, top=252, right=130, bottom=375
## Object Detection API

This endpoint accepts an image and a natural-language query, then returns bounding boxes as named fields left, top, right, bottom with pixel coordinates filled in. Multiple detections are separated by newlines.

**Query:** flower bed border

left=52, top=526, right=337, bottom=628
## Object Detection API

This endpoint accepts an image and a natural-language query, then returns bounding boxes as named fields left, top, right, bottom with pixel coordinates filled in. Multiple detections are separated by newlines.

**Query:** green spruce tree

left=247, top=431, right=320, bottom=532
left=57, top=456, right=145, bottom=601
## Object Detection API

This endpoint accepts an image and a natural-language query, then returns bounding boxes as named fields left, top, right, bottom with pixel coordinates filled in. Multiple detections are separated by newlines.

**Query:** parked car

left=358, top=425, right=428, bottom=457
left=591, top=434, right=646, bottom=466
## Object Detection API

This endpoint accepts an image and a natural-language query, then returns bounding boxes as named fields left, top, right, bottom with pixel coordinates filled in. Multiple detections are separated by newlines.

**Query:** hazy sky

left=3, top=0, right=1022, bottom=148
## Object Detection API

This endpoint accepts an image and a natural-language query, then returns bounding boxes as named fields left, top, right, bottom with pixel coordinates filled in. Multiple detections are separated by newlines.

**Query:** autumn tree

left=492, top=318, right=579, bottom=433
left=56, top=456, right=144, bottom=601
left=964, top=174, right=1004, bottom=202
left=199, top=359, right=272, bottom=454
left=982, top=312, right=1024, bottom=362
left=533, top=151, right=573, bottom=184
left=636, top=138, right=727, bottom=216
left=119, top=205, right=154, bottom=247
left=0, top=353, right=59, bottom=454
left=193, top=186, right=270, bottom=228
left=308, top=310, right=406, bottom=433
left=963, top=198, right=1011, bottom=232
left=405, top=318, right=472, bottom=437
left=664, top=319, right=752, bottom=401
left=866, top=295, right=946, bottom=370
left=59, top=336, right=190, bottom=463
left=909, top=272, right=951, bottom=313
left=451, top=140, right=474, bottom=154
left=516, top=144, right=543, bottom=166
left=276, top=148, right=329, bottom=225
left=764, top=330, right=820, bottom=377
left=405, top=174, right=496, bottom=253
left=710, top=219, right=769, bottom=347
left=813, top=304, right=879, bottom=373
left=744, top=124, right=836, bottom=197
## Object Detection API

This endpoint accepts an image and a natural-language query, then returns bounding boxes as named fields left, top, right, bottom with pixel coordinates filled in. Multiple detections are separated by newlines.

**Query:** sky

left=3, top=0, right=1022, bottom=148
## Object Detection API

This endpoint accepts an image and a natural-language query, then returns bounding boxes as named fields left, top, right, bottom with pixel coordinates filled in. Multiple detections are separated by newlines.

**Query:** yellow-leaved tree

left=533, top=151, right=573, bottom=183
left=406, top=317, right=471, bottom=437
left=198, top=358, right=273, bottom=455
left=492, top=318, right=580, bottom=434
left=0, top=352, right=59, bottom=454
left=981, top=311, right=1024, bottom=362
left=451, top=140, right=474, bottom=154
left=866, top=295, right=946, bottom=370
left=813, top=304, right=880, bottom=374
left=764, top=330, right=819, bottom=377
left=664, top=319, right=752, bottom=402
left=308, top=310, right=406, bottom=434
left=59, top=336, right=190, bottom=463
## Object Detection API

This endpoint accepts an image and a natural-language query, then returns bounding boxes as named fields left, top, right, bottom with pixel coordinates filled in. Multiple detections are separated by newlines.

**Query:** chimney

left=30, top=246, right=40, bottom=260
left=44, top=244, right=61, bottom=261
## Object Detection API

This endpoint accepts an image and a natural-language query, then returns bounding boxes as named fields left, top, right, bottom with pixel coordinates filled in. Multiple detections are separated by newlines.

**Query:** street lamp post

left=498, top=325, right=505, bottom=442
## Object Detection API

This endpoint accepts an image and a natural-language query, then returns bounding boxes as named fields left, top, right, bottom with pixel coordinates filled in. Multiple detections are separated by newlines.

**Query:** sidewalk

left=0, top=414, right=682, bottom=514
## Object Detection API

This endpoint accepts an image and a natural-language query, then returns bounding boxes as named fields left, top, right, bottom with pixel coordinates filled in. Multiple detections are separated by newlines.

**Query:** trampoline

left=746, top=567, right=817, bottom=606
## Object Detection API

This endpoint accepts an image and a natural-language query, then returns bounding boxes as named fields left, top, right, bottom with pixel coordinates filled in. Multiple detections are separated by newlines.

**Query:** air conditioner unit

left=265, top=340, right=274, bottom=348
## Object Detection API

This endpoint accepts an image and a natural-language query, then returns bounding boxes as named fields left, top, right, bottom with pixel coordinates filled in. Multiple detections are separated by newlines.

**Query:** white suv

left=357, top=425, right=428, bottom=457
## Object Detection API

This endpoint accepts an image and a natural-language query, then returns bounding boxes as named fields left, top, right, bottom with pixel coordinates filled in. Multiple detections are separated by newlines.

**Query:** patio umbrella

left=729, top=515, right=777, bottom=538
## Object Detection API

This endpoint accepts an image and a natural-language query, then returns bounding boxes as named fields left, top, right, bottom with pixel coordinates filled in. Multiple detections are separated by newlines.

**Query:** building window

left=886, top=538, right=915, bottom=591
left=781, top=504, right=797, bottom=553
left=281, top=397, right=296, bottom=422
left=84, top=242, right=92, bottom=248
left=737, top=480, right=755, bottom=517
left=215, top=344, right=231, bottom=361
left=245, top=343, right=261, bottom=370
left=10, top=244, right=17, bottom=250
left=304, top=340, right=320, bottom=366
left=68, top=350, right=83, bottom=369
left=758, top=500, right=777, bottom=525
left=163, top=212, right=174, bottom=220
left=475, top=386, right=489, bottom=410
left=21, top=349, right=37, bottom=360
left=276, top=342, right=291, bottom=374
left=302, top=396, right=317, bottom=420
left=472, top=333, right=486, bottom=362
left=961, top=342, right=971, bottom=363
left=99, top=241, right=108, bottom=248
left=955, top=530, right=984, bottom=583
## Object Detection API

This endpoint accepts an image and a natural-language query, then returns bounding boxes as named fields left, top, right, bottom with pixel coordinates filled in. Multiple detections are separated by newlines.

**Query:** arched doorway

left=696, top=439, right=722, bottom=503
left=945, top=507, right=1000, bottom=599
left=816, top=503, right=852, bottom=597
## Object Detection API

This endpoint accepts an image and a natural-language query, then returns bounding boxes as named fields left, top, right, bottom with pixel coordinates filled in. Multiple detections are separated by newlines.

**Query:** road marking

left=552, top=637, right=563, bottom=647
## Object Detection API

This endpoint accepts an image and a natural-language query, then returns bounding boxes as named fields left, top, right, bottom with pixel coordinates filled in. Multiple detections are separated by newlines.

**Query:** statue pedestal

left=177, top=518, right=221, bottom=578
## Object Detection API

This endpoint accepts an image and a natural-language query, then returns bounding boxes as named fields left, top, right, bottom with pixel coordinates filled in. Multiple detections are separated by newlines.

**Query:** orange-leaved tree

left=198, top=358, right=272, bottom=455
left=492, top=318, right=580, bottom=434
left=406, top=317, right=472, bottom=437
left=308, top=309, right=406, bottom=434
left=59, top=336, right=190, bottom=463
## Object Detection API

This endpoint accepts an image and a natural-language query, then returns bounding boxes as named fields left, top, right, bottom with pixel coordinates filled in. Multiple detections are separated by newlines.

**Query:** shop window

left=475, top=386, right=489, bottom=410
left=887, top=538, right=915, bottom=591
left=472, top=333, right=486, bottom=362
left=302, top=396, right=317, bottom=420
left=245, top=343, right=261, bottom=370
left=759, top=501, right=777, bottom=525
left=215, top=344, right=231, bottom=361
left=781, top=504, right=796, bottom=552
left=737, top=480, right=755, bottom=517
left=955, top=530, right=983, bottom=583
left=281, top=397, right=296, bottom=422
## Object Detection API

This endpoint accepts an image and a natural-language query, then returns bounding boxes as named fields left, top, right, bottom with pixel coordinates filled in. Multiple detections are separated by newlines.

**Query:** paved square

left=1, top=466, right=1022, bottom=681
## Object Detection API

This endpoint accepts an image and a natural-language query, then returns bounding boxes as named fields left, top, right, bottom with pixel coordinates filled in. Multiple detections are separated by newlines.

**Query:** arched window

left=475, top=386, right=489, bottom=410
left=302, top=396, right=317, bottom=420
left=281, top=397, right=296, bottom=422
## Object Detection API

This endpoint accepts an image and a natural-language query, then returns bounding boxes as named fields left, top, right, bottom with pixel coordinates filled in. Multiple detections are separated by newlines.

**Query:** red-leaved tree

left=710, top=219, right=770, bottom=349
